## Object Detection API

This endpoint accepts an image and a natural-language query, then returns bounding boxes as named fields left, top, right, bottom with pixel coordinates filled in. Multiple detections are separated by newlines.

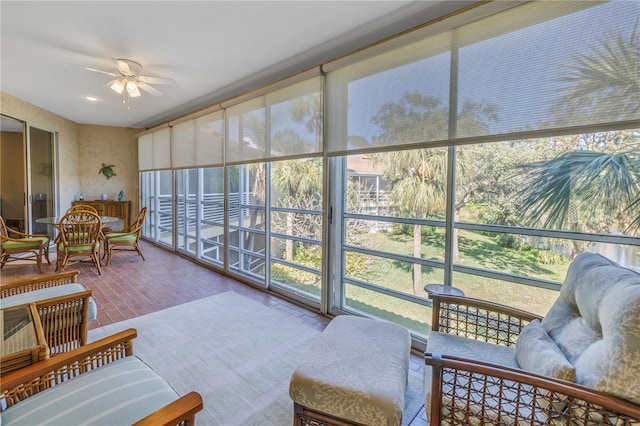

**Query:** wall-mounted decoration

left=98, top=163, right=116, bottom=179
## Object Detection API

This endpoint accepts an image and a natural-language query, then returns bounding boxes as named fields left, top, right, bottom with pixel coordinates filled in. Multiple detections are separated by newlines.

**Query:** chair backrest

left=131, top=207, right=148, bottom=235
left=0, top=216, right=9, bottom=238
left=67, top=204, right=99, bottom=215
left=58, top=210, right=102, bottom=248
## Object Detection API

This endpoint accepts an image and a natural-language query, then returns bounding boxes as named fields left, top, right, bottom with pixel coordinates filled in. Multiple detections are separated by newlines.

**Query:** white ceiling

left=1, top=1, right=472, bottom=130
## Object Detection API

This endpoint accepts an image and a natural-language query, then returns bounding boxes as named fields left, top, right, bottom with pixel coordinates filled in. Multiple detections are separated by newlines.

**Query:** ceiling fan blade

left=84, top=67, right=119, bottom=77
left=115, top=59, right=132, bottom=75
left=138, top=75, right=175, bottom=85
left=137, top=82, right=164, bottom=96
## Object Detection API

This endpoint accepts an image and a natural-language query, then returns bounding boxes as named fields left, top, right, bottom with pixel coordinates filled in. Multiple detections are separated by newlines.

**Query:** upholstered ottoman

left=289, top=315, right=411, bottom=426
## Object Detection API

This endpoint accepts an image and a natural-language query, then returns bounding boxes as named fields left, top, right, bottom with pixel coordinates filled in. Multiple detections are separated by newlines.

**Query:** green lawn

left=344, top=228, right=566, bottom=334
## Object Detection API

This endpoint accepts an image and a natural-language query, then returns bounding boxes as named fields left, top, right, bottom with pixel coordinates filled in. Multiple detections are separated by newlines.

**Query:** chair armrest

left=1, top=328, right=136, bottom=408
left=425, top=353, right=640, bottom=424
left=35, top=290, right=92, bottom=354
left=0, top=271, right=79, bottom=298
left=3, top=227, right=48, bottom=240
left=133, top=391, right=204, bottom=426
left=429, top=294, right=542, bottom=346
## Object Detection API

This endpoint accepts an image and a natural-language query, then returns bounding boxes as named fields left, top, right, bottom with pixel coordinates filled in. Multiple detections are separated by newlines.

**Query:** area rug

left=88, top=291, right=425, bottom=425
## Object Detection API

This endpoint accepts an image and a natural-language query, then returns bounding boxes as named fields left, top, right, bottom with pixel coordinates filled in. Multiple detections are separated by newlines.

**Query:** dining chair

left=55, top=210, right=103, bottom=275
left=0, top=216, right=51, bottom=273
left=103, top=207, right=147, bottom=266
left=66, top=204, right=99, bottom=214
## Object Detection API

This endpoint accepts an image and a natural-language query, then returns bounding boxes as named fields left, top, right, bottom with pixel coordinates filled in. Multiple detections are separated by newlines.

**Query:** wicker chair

left=65, top=204, right=98, bottom=214
left=424, top=253, right=640, bottom=425
left=0, top=216, right=51, bottom=273
left=103, top=207, right=147, bottom=266
left=55, top=209, right=103, bottom=275
left=0, top=271, right=94, bottom=360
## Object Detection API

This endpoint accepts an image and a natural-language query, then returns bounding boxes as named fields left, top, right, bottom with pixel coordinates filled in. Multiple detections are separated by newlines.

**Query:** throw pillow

left=515, top=319, right=576, bottom=382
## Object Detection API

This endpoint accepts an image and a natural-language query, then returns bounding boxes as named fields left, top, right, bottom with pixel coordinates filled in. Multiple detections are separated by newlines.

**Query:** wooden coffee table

left=1, top=303, right=49, bottom=376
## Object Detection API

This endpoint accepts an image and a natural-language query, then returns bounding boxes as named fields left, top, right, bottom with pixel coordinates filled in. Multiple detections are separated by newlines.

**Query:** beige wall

left=1, top=92, right=140, bottom=221
left=78, top=125, right=139, bottom=215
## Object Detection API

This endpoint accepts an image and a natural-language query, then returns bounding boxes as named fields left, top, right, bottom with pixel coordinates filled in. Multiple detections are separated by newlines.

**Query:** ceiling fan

left=85, top=59, right=175, bottom=104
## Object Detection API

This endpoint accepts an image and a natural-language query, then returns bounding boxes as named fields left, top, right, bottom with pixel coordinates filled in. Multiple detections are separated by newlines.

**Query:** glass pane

left=141, top=170, right=172, bottom=247
left=345, top=250, right=445, bottom=299
left=456, top=130, right=639, bottom=256
left=199, top=167, right=224, bottom=267
left=344, top=283, right=432, bottom=338
left=29, top=127, right=55, bottom=237
left=452, top=271, right=559, bottom=318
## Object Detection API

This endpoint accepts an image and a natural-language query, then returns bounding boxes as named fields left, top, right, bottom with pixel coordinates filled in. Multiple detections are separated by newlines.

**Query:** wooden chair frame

left=104, top=206, right=147, bottom=266
left=426, top=294, right=640, bottom=424
left=55, top=210, right=103, bottom=275
left=0, top=216, right=51, bottom=273
left=1, top=271, right=92, bottom=358
left=1, top=328, right=204, bottom=426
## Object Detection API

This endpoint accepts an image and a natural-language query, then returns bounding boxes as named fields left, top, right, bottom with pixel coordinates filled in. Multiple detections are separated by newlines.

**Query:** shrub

left=495, top=233, right=522, bottom=250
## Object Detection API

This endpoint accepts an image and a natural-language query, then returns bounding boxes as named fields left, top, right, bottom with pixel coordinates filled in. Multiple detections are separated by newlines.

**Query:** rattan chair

left=0, top=216, right=51, bottom=273
left=103, top=207, right=147, bottom=266
left=55, top=210, right=103, bottom=275
left=66, top=204, right=98, bottom=214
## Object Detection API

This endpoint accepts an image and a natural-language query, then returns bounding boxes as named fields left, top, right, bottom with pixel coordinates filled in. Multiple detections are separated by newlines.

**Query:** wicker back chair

left=66, top=204, right=98, bottom=214
left=103, top=207, right=147, bottom=266
left=55, top=210, right=103, bottom=275
left=0, top=216, right=51, bottom=273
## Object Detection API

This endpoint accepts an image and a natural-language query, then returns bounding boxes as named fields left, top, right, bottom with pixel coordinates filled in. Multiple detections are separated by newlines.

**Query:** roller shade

left=138, top=127, right=171, bottom=171
left=326, top=0, right=638, bottom=155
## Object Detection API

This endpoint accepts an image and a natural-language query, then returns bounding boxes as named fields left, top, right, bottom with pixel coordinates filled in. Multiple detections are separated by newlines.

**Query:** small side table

left=424, top=283, right=464, bottom=297
left=1, top=303, right=49, bottom=376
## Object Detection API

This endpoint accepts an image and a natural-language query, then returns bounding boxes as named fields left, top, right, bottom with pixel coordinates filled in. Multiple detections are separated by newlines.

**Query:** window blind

left=326, top=0, right=639, bottom=155
left=137, top=126, right=171, bottom=171
left=225, top=76, right=323, bottom=164
left=171, top=110, right=224, bottom=168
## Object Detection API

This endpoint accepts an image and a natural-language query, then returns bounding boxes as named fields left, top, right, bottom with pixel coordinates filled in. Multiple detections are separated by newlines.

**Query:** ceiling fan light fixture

left=126, top=80, right=141, bottom=97
left=110, top=79, right=125, bottom=94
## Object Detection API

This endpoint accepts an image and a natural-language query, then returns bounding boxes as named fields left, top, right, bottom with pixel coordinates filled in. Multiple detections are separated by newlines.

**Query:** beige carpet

left=88, top=291, right=425, bottom=425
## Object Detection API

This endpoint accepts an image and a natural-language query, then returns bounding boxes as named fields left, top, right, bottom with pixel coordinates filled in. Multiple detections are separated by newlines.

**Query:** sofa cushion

left=1, top=357, right=179, bottom=425
left=515, top=319, right=575, bottom=381
left=541, top=252, right=640, bottom=404
left=1, top=284, right=97, bottom=321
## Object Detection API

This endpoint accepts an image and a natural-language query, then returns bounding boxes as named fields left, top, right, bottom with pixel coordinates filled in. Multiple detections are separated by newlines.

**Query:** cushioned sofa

left=1, top=328, right=203, bottom=425
left=424, top=252, right=640, bottom=424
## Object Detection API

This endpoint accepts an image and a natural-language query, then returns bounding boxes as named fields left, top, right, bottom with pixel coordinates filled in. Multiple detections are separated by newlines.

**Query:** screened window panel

left=138, top=128, right=171, bottom=171
left=153, top=128, right=171, bottom=170
left=195, top=111, right=224, bottom=167
left=226, top=97, right=266, bottom=164
left=171, top=120, right=196, bottom=168
left=268, top=76, right=323, bottom=157
left=455, top=1, right=639, bottom=137
left=226, top=77, right=323, bottom=163
left=326, top=0, right=639, bottom=155
left=138, top=133, right=153, bottom=171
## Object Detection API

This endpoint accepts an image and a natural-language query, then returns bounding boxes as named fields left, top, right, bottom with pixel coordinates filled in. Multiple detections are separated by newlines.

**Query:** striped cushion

left=1, top=357, right=179, bottom=425
left=1, top=284, right=97, bottom=320
left=2, top=237, right=48, bottom=249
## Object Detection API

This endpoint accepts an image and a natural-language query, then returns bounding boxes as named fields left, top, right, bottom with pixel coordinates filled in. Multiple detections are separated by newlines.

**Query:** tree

left=518, top=21, right=640, bottom=249
left=371, top=93, right=497, bottom=294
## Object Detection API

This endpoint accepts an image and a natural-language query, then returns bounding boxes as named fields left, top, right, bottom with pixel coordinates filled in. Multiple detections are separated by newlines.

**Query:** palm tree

left=519, top=21, right=640, bottom=247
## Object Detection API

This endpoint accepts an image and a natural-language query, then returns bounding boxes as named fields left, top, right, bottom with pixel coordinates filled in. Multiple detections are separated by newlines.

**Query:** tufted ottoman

left=289, top=315, right=411, bottom=426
